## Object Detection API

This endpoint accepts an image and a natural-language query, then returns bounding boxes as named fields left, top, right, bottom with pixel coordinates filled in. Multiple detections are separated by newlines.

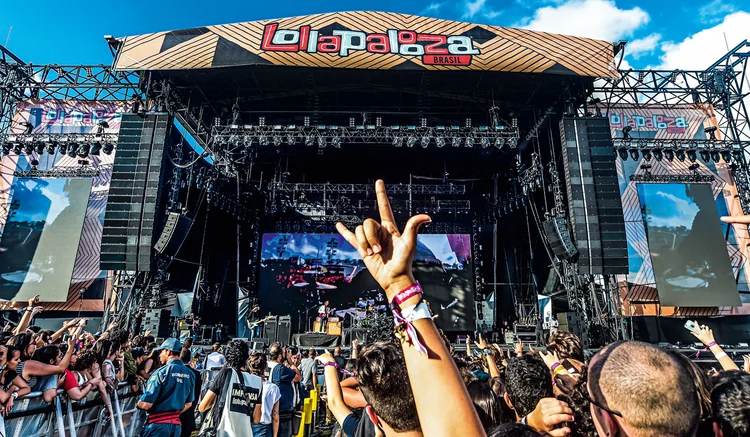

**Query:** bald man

left=587, top=341, right=699, bottom=437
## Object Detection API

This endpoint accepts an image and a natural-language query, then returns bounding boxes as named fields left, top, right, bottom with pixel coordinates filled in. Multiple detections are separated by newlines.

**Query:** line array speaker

left=154, top=212, right=193, bottom=255
left=100, top=114, right=169, bottom=271
left=542, top=216, right=578, bottom=260
left=559, top=117, right=628, bottom=275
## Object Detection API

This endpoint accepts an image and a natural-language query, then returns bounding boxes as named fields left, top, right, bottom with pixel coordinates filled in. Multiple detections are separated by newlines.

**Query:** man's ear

left=365, top=405, right=380, bottom=427
left=592, top=406, right=619, bottom=437
left=503, top=392, right=514, bottom=410
left=713, top=421, right=724, bottom=437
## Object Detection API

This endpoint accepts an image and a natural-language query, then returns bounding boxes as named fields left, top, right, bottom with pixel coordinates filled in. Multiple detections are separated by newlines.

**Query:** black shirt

left=179, top=366, right=202, bottom=436
left=334, top=355, right=347, bottom=370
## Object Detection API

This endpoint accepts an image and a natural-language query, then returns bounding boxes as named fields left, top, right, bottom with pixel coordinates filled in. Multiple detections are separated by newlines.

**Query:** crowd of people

left=1, top=180, right=749, bottom=437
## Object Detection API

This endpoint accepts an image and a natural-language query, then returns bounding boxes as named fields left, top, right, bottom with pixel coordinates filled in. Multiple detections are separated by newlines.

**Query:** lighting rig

left=518, top=153, right=544, bottom=196
left=613, top=138, right=745, bottom=163
left=0, top=133, right=118, bottom=158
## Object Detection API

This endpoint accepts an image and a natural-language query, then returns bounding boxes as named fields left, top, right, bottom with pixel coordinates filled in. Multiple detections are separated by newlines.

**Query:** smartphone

left=684, top=320, right=700, bottom=334
left=63, top=334, right=71, bottom=342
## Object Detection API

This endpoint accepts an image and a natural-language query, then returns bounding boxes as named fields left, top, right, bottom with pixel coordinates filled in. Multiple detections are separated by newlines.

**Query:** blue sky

left=1, top=0, right=747, bottom=70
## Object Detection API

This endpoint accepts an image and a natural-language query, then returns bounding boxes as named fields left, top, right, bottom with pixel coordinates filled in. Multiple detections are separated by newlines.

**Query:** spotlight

left=90, top=141, right=102, bottom=155
left=258, top=135, right=268, bottom=146
left=642, top=149, right=652, bottom=161
left=30, top=159, right=39, bottom=170
left=59, top=144, right=69, bottom=155
left=67, top=144, right=77, bottom=158
left=421, top=135, right=430, bottom=148
left=699, top=149, right=710, bottom=162
left=436, top=137, right=446, bottom=148
left=675, top=149, right=686, bottom=162
left=664, top=148, right=674, bottom=162
left=653, top=148, right=663, bottom=161
left=622, top=126, right=633, bottom=139
left=34, top=142, right=44, bottom=155
left=318, top=136, right=327, bottom=148
left=452, top=137, right=462, bottom=147
left=21, top=122, right=33, bottom=134
left=23, top=144, right=34, bottom=155
left=286, top=134, right=295, bottom=145
left=2, top=143, right=10, bottom=155
left=466, top=136, right=475, bottom=148
left=406, top=136, right=417, bottom=148
left=273, top=135, right=282, bottom=146
left=710, top=149, right=720, bottom=163
left=629, top=148, right=639, bottom=161
left=46, top=142, right=57, bottom=155
left=12, top=143, right=22, bottom=154
left=480, top=137, right=491, bottom=148
left=103, top=143, right=114, bottom=155
left=688, top=163, right=700, bottom=171
left=704, top=126, right=717, bottom=141
left=732, top=149, right=743, bottom=162
left=304, top=135, right=314, bottom=146
left=332, top=136, right=341, bottom=148
left=494, top=137, right=505, bottom=149
left=392, top=136, right=403, bottom=147
left=617, top=147, right=629, bottom=160
left=77, top=143, right=90, bottom=158
left=720, top=149, right=732, bottom=162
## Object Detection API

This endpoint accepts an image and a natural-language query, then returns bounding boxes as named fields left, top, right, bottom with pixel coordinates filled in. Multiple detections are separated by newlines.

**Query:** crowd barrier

left=1, top=369, right=322, bottom=437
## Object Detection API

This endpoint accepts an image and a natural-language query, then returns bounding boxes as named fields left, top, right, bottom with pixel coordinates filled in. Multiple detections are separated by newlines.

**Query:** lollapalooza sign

left=261, top=23, right=480, bottom=66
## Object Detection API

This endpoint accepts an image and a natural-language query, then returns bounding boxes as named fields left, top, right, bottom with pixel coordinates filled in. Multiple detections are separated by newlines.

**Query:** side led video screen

left=259, top=233, right=475, bottom=331
left=639, top=183, right=740, bottom=307
left=0, top=178, right=93, bottom=302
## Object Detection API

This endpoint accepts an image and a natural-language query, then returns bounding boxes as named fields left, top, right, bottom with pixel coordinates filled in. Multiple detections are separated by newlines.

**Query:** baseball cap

left=155, top=338, right=182, bottom=353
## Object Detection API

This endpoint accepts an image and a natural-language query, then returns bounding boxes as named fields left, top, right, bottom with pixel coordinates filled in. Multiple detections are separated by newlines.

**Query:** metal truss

left=269, top=182, right=466, bottom=195
left=612, top=138, right=748, bottom=150
left=1, top=132, right=120, bottom=144
left=594, top=40, right=750, bottom=144
left=13, top=167, right=104, bottom=178
left=275, top=199, right=472, bottom=214
left=0, top=44, right=141, bottom=133
left=628, top=173, right=715, bottom=183
left=212, top=123, right=520, bottom=150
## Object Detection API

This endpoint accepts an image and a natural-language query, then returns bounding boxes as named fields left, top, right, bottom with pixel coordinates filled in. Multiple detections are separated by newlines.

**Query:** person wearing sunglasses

left=587, top=341, right=699, bottom=437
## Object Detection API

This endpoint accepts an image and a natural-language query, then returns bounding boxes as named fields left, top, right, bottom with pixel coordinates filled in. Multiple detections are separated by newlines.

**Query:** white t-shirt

left=260, top=381, right=281, bottom=425
left=206, top=352, right=227, bottom=369
left=215, top=369, right=263, bottom=437
left=318, top=305, right=327, bottom=316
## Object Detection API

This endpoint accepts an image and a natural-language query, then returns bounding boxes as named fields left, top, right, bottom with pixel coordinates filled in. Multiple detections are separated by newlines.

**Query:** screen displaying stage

left=0, top=178, right=93, bottom=302
left=639, top=183, right=740, bottom=307
left=259, top=233, right=475, bottom=331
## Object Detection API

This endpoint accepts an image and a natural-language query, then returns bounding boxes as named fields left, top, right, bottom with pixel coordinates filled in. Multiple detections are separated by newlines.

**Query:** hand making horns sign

left=335, top=180, right=431, bottom=301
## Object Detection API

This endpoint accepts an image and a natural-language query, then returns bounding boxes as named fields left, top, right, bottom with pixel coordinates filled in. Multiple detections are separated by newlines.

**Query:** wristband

left=714, top=352, right=727, bottom=360
left=401, top=302, right=432, bottom=322
left=391, top=282, right=423, bottom=307
left=323, top=361, right=339, bottom=369
left=707, top=341, right=717, bottom=347
left=550, top=362, right=562, bottom=371
left=553, top=366, right=565, bottom=375
left=483, top=349, right=494, bottom=356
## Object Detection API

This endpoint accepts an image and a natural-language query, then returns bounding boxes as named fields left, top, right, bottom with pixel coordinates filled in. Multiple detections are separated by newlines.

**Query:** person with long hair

left=467, top=380, right=504, bottom=431
left=62, top=345, right=103, bottom=402
left=249, top=351, right=280, bottom=437
left=0, top=346, right=30, bottom=415
left=198, top=339, right=263, bottom=437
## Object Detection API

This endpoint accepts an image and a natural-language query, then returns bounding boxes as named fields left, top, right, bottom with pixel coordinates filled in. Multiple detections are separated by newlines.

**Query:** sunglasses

left=584, top=392, right=623, bottom=418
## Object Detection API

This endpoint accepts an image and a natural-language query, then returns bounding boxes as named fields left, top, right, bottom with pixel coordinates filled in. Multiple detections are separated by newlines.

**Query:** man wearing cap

left=137, top=338, right=196, bottom=437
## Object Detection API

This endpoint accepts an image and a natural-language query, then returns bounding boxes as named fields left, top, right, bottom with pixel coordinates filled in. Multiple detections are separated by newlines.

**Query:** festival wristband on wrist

left=707, top=341, right=717, bottom=347
left=714, top=351, right=727, bottom=359
left=401, top=302, right=432, bottom=322
left=323, top=361, right=339, bottom=369
left=391, top=282, right=423, bottom=307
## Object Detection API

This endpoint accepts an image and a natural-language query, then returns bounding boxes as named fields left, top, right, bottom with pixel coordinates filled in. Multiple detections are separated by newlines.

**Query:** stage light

left=495, top=137, right=505, bottom=149
left=103, top=143, right=114, bottom=155
left=34, top=142, right=45, bottom=155
left=664, top=148, right=674, bottom=162
left=732, top=150, right=743, bottom=162
left=21, top=122, right=33, bottom=134
left=452, top=137, right=462, bottom=147
left=436, top=137, right=446, bottom=148
left=258, top=135, right=269, bottom=146
left=23, top=144, right=34, bottom=155
left=273, top=135, right=282, bottom=146
left=12, top=143, right=22, bottom=154
left=421, top=135, right=430, bottom=148
left=406, top=136, right=417, bottom=148
left=480, top=137, right=491, bottom=148
left=629, top=148, right=639, bottom=161
left=304, top=135, right=314, bottom=146
left=286, top=134, right=295, bottom=145
left=392, top=136, right=403, bottom=147
left=466, top=136, right=475, bottom=148
left=720, top=149, right=732, bottom=162
left=687, top=149, right=697, bottom=162
left=699, top=149, right=710, bottom=162
left=332, top=136, right=341, bottom=148
left=622, top=126, right=633, bottom=140
left=47, top=142, right=57, bottom=155
left=675, top=149, right=686, bottom=162
left=90, top=141, right=102, bottom=156
left=710, top=149, right=720, bottom=163
left=2, top=143, right=10, bottom=155
left=318, top=136, right=327, bottom=148
left=642, top=149, right=652, bottom=161
left=30, top=159, right=39, bottom=170
left=653, top=148, right=663, bottom=161
left=77, top=143, right=90, bottom=158
left=688, top=163, right=700, bottom=171
left=617, top=147, right=629, bottom=160
left=704, top=126, right=717, bottom=141
left=67, top=144, right=77, bottom=158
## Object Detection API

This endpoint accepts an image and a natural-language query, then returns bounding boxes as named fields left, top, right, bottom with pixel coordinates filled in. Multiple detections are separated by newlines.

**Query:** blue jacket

left=141, top=359, right=196, bottom=414
left=270, top=363, right=298, bottom=412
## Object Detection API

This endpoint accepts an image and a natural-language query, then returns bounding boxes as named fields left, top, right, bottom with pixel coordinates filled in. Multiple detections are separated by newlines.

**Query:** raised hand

left=474, top=334, right=488, bottom=350
left=336, top=180, right=431, bottom=300
left=742, top=354, right=750, bottom=373
left=540, top=350, right=561, bottom=369
left=721, top=214, right=750, bottom=224
left=691, top=324, right=716, bottom=346
left=28, top=294, right=40, bottom=307
left=526, top=398, right=574, bottom=436
left=515, top=341, right=524, bottom=356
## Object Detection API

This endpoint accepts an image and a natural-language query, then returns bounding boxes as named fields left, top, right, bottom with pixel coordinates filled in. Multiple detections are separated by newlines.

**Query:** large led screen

left=259, top=233, right=475, bottom=331
left=639, top=183, right=740, bottom=307
left=0, top=178, right=93, bottom=302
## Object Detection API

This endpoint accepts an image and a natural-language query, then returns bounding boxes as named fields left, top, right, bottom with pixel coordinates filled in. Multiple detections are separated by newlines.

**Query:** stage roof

left=113, top=11, right=616, bottom=77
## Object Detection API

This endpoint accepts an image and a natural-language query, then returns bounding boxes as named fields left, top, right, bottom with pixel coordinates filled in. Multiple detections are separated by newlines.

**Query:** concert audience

left=249, top=351, right=281, bottom=437
left=179, top=348, right=202, bottom=437
left=267, top=342, right=301, bottom=437
left=711, top=370, right=750, bottom=437
left=298, top=348, right=317, bottom=390
left=205, top=342, right=226, bottom=370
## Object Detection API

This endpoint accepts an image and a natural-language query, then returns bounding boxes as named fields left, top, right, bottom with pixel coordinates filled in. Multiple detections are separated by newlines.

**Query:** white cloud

left=656, top=11, right=750, bottom=70
left=627, top=33, right=661, bottom=59
left=462, top=0, right=501, bottom=20
left=519, top=0, right=649, bottom=41
left=421, top=2, right=444, bottom=15
left=699, top=0, right=736, bottom=25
